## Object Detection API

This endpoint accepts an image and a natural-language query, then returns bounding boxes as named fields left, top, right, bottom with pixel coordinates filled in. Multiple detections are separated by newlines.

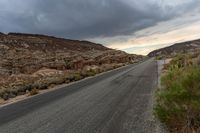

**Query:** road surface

left=0, top=58, right=158, bottom=133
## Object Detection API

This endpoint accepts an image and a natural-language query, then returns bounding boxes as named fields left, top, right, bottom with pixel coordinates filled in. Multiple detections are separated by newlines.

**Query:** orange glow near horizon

left=108, top=23, right=200, bottom=54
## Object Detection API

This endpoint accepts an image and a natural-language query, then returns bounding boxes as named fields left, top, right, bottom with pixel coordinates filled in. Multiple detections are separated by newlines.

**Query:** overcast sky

left=0, top=0, right=200, bottom=55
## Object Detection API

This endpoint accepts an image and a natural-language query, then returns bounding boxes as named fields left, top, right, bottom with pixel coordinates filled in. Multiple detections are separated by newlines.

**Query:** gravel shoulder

left=155, top=59, right=172, bottom=133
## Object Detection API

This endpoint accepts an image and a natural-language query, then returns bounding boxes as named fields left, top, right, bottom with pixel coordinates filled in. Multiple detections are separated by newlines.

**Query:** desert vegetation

left=154, top=51, right=200, bottom=132
left=0, top=33, right=144, bottom=101
left=0, top=63, right=126, bottom=101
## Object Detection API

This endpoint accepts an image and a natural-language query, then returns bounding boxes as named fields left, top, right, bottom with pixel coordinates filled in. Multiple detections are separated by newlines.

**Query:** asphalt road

left=0, top=58, right=158, bottom=133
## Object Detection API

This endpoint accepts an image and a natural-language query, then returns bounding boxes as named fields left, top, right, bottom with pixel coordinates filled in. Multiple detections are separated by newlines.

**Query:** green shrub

left=156, top=56, right=164, bottom=60
left=85, top=69, right=97, bottom=77
left=155, top=53, right=200, bottom=132
left=32, top=81, right=47, bottom=90
left=154, top=51, right=200, bottom=133
left=73, top=73, right=83, bottom=81
left=64, top=59, right=72, bottom=69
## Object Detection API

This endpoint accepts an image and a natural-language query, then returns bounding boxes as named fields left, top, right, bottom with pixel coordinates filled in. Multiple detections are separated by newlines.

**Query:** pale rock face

left=32, top=69, right=64, bottom=77
left=83, top=65, right=99, bottom=71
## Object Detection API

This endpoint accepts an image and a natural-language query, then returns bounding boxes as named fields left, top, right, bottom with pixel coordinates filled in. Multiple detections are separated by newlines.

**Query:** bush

left=29, top=88, right=39, bottom=96
left=154, top=53, right=200, bottom=132
left=85, top=69, right=97, bottom=77
left=32, top=81, right=48, bottom=90
left=156, top=56, right=164, bottom=60
left=73, top=73, right=83, bottom=81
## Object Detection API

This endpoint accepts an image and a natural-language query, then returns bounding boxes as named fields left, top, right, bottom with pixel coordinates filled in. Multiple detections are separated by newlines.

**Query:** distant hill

left=148, top=39, right=200, bottom=57
left=0, top=32, right=144, bottom=75
left=1, top=32, right=109, bottom=51
left=0, top=32, right=144, bottom=100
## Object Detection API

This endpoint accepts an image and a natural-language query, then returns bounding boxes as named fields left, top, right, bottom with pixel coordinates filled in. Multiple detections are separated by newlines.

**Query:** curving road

left=0, top=58, right=158, bottom=133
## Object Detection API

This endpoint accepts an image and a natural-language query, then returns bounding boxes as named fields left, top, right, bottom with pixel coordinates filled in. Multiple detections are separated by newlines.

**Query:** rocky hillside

left=0, top=32, right=144, bottom=101
left=148, top=39, right=200, bottom=57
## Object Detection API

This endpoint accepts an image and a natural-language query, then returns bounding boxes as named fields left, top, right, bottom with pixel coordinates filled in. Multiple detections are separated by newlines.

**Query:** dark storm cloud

left=0, top=0, right=199, bottom=39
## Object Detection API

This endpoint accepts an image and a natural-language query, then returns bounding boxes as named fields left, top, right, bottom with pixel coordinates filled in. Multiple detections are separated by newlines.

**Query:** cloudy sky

left=0, top=0, right=200, bottom=55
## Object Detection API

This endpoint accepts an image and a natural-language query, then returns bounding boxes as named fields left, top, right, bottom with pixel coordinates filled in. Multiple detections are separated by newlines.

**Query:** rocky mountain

left=0, top=32, right=144, bottom=100
left=148, top=39, right=200, bottom=57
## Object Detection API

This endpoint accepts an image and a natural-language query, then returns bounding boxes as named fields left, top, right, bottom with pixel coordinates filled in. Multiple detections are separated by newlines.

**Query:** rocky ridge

left=148, top=39, right=200, bottom=57
left=0, top=32, right=144, bottom=100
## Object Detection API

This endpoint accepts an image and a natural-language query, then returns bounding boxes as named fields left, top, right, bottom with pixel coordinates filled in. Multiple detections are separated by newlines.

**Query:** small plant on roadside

left=73, top=73, right=83, bottom=81
left=29, top=88, right=39, bottom=96
left=156, top=56, right=164, bottom=60
left=85, top=69, right=97, bottom=77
